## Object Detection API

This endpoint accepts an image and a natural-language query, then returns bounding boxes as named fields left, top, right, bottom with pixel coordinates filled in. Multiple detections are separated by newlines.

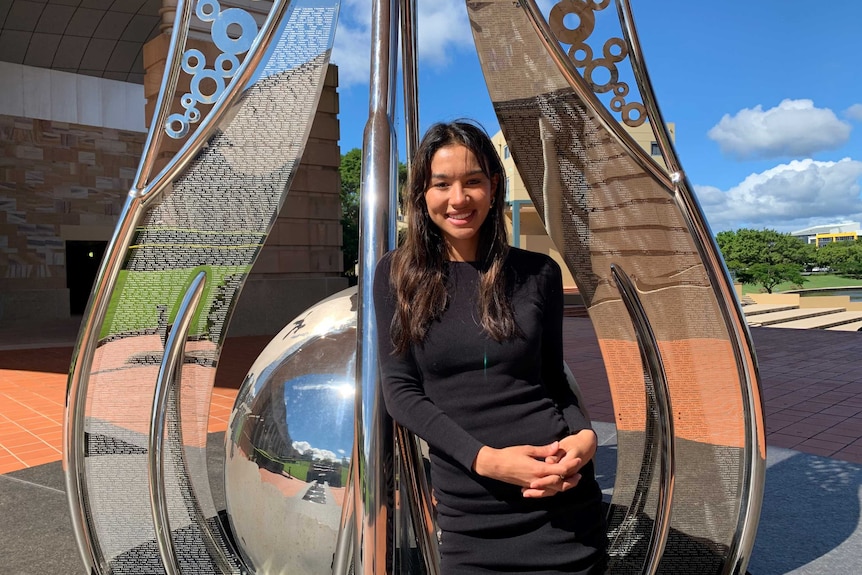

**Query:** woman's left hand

left=521, top=429, right=598, bottom=498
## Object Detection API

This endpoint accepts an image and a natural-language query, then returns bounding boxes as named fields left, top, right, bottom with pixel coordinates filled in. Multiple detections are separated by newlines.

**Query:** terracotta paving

left=564, top=318, right=862, bottom=465
left=0, top=335, right=271, bottom=475
left=2, top=319, right=862, bottom=475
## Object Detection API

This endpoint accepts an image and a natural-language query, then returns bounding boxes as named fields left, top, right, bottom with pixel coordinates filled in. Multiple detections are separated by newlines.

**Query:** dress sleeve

left=373, top=255, right=486, bottom=471
left=540, top=257, right=592, bottom=434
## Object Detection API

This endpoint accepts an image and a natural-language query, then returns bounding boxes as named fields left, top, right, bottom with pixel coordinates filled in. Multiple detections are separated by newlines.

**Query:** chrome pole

left=354, top=0, right=399, bottom=573
left=396, top=2, right=441, bottom=573
left=400, top=0, right=420, bottom=171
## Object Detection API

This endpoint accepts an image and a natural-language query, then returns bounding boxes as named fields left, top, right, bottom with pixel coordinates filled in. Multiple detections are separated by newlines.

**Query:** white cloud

left=293, top=440, right=339, bottom=461
left=694, top=157, right=862, bottom=232
left=330, top=0, right=372, bottom=87
left=331, top=0, right=474, bottom=87
left=415, top=0, right=474, bottom=66
left=707, top=99, right=852, bottom=159
left=846, top=103, right=862, bottom=122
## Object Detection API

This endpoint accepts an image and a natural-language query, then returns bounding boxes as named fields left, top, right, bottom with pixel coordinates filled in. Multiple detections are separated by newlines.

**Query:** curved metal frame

left=133, top=0, right=194, bottom=191
left=516, top=4, right=765, bottom=572
left=611, top=264, right=675, bottom=575
left=64, top=3, right=294, bottom=568
left=353, top=0, right=400, bottom=573
left=148, top=271, right=208, bottom=575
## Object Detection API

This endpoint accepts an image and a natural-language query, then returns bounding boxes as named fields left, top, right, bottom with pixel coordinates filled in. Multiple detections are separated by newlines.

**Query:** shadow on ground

left=748, top=449, right=862, bottom=574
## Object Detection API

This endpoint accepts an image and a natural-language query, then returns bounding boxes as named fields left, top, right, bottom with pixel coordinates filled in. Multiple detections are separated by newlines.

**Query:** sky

left=326, top=0, right=862, bottom=234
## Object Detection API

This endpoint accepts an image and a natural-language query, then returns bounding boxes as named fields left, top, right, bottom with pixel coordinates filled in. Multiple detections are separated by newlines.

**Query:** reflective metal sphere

left=225, top=287, right=357, bottom=574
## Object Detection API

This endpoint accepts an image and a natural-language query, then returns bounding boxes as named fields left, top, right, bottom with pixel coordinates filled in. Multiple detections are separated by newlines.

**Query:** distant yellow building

left=815, top=232, right=858, bottom=247
left=791, top=223, right=861, bottom=246
left=491, top=122, right=675, bottom=289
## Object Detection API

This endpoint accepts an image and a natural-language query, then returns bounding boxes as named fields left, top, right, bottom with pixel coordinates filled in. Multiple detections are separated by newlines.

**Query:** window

left=503, top=145, right=510, bottom=159
left=650, top=142, right=660, bottom=156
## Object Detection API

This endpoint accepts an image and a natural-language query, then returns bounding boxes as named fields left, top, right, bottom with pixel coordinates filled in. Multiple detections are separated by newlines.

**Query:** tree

left=715, top=228, right=813, bottom=292
left=817, top=240, right=862, bottom=278
left=339, top=149, right=362, bottom=279
left=339, top=148, right=407, bottom=279
left=746, top=263, right=806, bottom=294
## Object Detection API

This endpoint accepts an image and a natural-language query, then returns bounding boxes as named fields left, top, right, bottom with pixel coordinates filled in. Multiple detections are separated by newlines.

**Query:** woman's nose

left=449, top=183, right=469, bottom=205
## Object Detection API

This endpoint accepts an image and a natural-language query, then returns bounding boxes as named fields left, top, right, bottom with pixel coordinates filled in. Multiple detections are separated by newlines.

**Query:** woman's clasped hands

left=472, top=428, right=598, bottom=498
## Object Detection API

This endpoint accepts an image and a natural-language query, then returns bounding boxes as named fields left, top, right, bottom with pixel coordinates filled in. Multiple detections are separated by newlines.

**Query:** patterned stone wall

left=0, top=115, right=145, bottom=320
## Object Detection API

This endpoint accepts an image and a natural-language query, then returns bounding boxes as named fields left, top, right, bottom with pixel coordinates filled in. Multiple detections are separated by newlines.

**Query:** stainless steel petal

left=63, top=1, right=342, bottom=573
left=466, top=1, right=766, bottom=572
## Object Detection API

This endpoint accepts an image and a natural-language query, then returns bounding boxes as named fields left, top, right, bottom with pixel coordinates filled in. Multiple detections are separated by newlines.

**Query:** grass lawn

left=279, top=459, right=349, bottom=486
left=100, top=265, right=251, bottom=339
left=282, top=460, right=311, bottom=482
left=740, top=274, right=862, bottom=295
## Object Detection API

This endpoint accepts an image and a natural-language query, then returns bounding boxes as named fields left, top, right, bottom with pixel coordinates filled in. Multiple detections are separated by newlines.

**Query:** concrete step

left=746, top=307, right=845, bottom=327
left=826, top=320, right=862, bottom=332
left=742, top=303, right=799, bottom=316
left=769, top=311, right=862, bottom=330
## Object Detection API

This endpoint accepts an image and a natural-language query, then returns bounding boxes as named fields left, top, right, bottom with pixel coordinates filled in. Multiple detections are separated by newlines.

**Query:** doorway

left=66, top=240, right=108, bottom=315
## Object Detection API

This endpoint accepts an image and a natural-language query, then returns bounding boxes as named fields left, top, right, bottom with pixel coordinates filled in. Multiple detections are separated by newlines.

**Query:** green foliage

left=716, top=228, right=812, bottom=292
left=339, top=148, right=407, bottom=277
left=716, top=228, right=813, bottom=268
left=340, top=148, right=362, bottom=278
left=815, top=240, right=862, bottom=278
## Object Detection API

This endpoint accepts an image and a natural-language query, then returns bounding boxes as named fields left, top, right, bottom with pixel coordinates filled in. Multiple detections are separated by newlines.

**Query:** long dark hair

left=389, top=120, right=514, bottom=352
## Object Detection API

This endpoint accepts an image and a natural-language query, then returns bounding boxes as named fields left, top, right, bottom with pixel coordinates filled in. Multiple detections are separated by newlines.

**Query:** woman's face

left=424, top=144, right=498, bottom=262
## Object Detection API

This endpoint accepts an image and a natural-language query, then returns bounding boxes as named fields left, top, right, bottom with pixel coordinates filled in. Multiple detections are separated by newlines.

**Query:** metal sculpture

left=63, top=1, right=341, bottom=573
left=64, top=1, right=766, bottom=574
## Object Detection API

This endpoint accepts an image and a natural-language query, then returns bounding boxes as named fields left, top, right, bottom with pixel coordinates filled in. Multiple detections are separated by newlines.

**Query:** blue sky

left=328, top=0, right=862, bottom=234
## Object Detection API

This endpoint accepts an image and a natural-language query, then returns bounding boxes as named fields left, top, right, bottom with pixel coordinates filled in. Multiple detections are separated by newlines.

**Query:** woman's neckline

left=446, top=260, right=482, bottom=270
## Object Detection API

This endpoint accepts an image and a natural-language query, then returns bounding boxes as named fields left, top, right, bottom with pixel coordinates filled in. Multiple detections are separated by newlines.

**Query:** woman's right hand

left=472, top=443, right=573, bottom=490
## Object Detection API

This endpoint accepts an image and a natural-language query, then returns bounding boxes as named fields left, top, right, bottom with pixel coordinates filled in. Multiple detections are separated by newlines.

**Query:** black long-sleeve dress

left=374, top=247, right=607, bottom=574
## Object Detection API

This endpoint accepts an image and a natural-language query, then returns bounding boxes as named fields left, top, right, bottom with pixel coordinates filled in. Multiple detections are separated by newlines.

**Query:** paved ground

left=1, top=316, right=861, bottom=573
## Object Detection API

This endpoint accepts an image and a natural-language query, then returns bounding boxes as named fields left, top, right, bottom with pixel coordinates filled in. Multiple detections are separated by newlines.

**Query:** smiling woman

left=374, top=120, right=607, bottom=574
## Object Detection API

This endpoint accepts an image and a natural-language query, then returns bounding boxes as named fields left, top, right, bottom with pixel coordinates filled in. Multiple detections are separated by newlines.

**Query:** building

left=0, top=0, right=345, bottom=334
left=790, top=222, right=861, bottom=247
left=492, top=121, right=675, bottom=289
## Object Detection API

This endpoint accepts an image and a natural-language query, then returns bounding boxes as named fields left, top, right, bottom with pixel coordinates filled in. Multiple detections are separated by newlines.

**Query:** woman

left=373, top=120, right=607, bottom=574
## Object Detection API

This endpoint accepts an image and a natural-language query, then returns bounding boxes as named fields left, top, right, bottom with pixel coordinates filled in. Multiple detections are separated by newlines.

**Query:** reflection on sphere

left=224, top=287, right=357, bottom=574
